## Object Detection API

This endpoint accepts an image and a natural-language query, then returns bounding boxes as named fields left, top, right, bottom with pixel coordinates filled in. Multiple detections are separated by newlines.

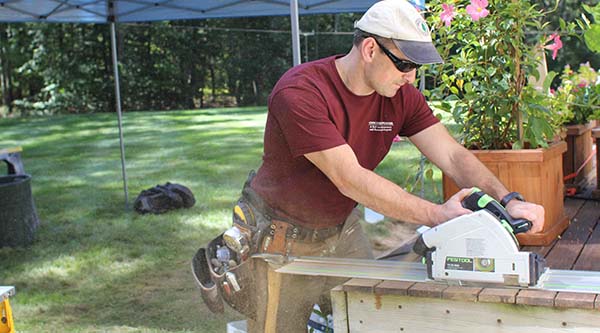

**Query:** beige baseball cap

left=355, top=0, right=443, bottom=65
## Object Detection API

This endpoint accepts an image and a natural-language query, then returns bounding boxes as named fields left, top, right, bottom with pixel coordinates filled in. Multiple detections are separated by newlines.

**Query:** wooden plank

left=522, top=238, right=558, bottom=258
left=596, top=295, right=600, bottom=309
left=345, top=291, right=600, bottom=332
left=330, top=285, right=349, bottom=333
left=471, top=141, right=567, bottom=163
left=407, top=282, right=447, bottom=299
left=522, top=198, right=585, bottom=257
left=563, top=132, right=576, bottom=179
left=573, top=208, right=600, bottom=271
left=595, top=128, right=600, bottom=194
left=478, top=288, right=518, bottom=304
left=563, top=125, right=594, bottom=188
left=516, top=289, right=557, bottom=307
left=442, top=286, right=481, bottom=302
left=374, top=280, right=414, bottom=296
left=342, top=278, right=382, bottom=294
left=543, top=201, right=600, bottom=269
left=555, top=292, right=597, bottom=309
left=564, top=198, right=587, bottom=219
left=566, top=123, right=594, bottom=136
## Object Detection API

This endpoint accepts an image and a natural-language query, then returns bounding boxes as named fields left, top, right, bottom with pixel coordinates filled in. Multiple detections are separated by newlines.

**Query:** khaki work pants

left=247, top=209, right=373, bottom=333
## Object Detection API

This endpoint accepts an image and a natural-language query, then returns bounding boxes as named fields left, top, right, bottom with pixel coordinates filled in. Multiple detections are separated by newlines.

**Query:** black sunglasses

left=374, top=39, right=421, bottom=73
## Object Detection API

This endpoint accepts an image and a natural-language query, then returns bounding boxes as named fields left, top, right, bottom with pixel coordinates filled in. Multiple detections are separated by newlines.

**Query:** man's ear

left=361, top=37, right=377, bottom=63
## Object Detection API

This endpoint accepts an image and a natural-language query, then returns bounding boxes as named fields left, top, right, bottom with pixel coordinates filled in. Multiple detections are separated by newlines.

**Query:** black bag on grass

left=134, top=182, right=195, bottom=214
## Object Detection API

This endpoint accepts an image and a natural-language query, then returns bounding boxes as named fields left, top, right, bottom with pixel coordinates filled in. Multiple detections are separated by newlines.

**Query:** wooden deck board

left=572, top=202, right=600, bottom=271
left=555, top=292, right=597, bottom=309
left=542, top=200, right=600, bottom=269
left=521, top=198, right=584, bottom=257
left=477, top=288, right=518, bottom=304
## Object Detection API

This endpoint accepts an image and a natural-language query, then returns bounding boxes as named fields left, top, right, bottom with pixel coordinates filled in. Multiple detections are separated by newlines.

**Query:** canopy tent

left=0, top=0, right=424, bottom=205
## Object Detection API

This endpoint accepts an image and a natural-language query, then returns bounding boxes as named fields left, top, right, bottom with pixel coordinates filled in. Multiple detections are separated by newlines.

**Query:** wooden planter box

left=563, top=123, right=594, bottom=193
left=442, top=141, right=568, bottom=246
left=593, top=128, right=600, bottom=200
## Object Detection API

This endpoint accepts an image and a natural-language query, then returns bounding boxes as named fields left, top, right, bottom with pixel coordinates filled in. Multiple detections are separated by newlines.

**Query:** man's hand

left=505, top=200, right=545, bottom=234
left=430, top=188, right=474, bottom=226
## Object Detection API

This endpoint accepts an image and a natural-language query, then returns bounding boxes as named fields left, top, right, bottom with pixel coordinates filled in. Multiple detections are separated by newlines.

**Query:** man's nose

left=405, top=69, right=417, bottom=84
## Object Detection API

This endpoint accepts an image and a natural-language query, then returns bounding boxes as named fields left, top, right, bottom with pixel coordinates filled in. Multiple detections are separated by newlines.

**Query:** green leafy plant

left=425, top=0, right=571, bottom=149
left=551, top=62, right=600, bottom=125
left=580, top=3, right=600, bottom=53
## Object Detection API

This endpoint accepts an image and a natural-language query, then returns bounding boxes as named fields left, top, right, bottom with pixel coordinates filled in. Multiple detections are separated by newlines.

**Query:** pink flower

left=393, top=135, right=403, bottom=143
left=544, top=33, right=563, bottom=60
left=440, top=4, right=457, bottom=27
left=466, top=0, right=489, bottom=21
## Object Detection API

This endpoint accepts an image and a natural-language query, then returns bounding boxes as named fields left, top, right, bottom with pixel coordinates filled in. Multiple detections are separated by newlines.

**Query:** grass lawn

left=0, top=107, right=444, bottom=332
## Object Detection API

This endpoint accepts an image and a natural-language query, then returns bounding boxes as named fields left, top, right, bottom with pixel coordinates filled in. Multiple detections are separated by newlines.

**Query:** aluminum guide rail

left=535, top=269, right=600, bottom=294
left=275, top=257, right=428, bottom=281
left=274, top=256, right=600, bottom=294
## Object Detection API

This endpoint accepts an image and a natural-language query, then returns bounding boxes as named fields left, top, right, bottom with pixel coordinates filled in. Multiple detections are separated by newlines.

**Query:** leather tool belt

left=192, top=171, right=344, bottom=318
left=241, top=171, right=343, bottom=246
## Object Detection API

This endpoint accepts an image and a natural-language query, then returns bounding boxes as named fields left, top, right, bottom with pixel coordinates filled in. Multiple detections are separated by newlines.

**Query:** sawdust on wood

left=365, top=220, right=421, bottom=258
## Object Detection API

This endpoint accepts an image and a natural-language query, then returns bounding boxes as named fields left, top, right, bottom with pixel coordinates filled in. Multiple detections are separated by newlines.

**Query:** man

left=241, top=0, right=545, bottom=331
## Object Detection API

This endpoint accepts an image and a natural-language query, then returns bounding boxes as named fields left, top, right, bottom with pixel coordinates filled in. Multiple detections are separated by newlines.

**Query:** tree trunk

left=185, top=64, right=195, bottom=109
left=0, top=24, right=14, bottom=114
left=209, top=61, right=216, bottom=101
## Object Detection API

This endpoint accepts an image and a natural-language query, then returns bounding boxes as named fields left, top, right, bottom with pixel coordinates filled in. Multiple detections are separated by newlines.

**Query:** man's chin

left=382, top=88, right=399, bottom=98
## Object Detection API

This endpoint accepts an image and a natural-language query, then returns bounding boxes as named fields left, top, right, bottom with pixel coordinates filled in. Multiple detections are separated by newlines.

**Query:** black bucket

left=0, top=174, right=39, bottom=247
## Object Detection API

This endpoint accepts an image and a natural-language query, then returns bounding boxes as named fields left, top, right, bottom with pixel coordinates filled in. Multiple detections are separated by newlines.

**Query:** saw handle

left=461, top=189, right=532, bottom=234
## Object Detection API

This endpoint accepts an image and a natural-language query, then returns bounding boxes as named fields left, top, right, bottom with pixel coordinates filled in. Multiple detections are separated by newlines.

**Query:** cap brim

left=392, top=40, right=443, bottom=65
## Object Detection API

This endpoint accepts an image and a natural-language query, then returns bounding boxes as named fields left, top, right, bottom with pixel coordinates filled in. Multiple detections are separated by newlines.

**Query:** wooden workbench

left=332, top=198, right=600, bottom=332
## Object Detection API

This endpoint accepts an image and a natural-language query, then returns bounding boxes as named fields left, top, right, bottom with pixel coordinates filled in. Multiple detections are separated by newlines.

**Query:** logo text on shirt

left=369, top=121, right=393, bottom=132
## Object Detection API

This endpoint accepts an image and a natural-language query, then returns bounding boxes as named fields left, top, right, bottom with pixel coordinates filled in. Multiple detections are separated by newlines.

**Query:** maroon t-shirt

left=251, top=55, right=439, bottom=228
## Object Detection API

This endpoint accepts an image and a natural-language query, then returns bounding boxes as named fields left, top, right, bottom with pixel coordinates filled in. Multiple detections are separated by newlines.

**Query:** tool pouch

left=191, top=247, right=224, bottom=314
left=192, top=233, right=257, bottom=320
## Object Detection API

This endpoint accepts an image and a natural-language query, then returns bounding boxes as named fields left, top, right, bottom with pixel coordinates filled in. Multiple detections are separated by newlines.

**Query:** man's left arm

left=408, top=123, right=545, bottom=233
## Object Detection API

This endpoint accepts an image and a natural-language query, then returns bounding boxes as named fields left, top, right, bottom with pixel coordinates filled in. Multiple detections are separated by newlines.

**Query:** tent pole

left=290, top=0, right=301, bottom=66
left=110, top=21, right=129, bottom=208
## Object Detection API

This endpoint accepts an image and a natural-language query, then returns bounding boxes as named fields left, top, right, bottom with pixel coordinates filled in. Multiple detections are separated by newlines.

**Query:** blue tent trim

left=0, top=0, right=381, bottom=23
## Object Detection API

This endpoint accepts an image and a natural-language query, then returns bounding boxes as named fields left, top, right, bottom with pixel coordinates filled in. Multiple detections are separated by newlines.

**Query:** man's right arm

left=304, top=144, right=473, bottom=226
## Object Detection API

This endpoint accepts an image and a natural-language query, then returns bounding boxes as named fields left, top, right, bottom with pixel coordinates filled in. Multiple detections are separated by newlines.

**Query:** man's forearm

left=336, top=167, right=443, bottom=226
left=305, top=143, right=470, bottom=227
left=446, top=148, right=510, bottom=202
